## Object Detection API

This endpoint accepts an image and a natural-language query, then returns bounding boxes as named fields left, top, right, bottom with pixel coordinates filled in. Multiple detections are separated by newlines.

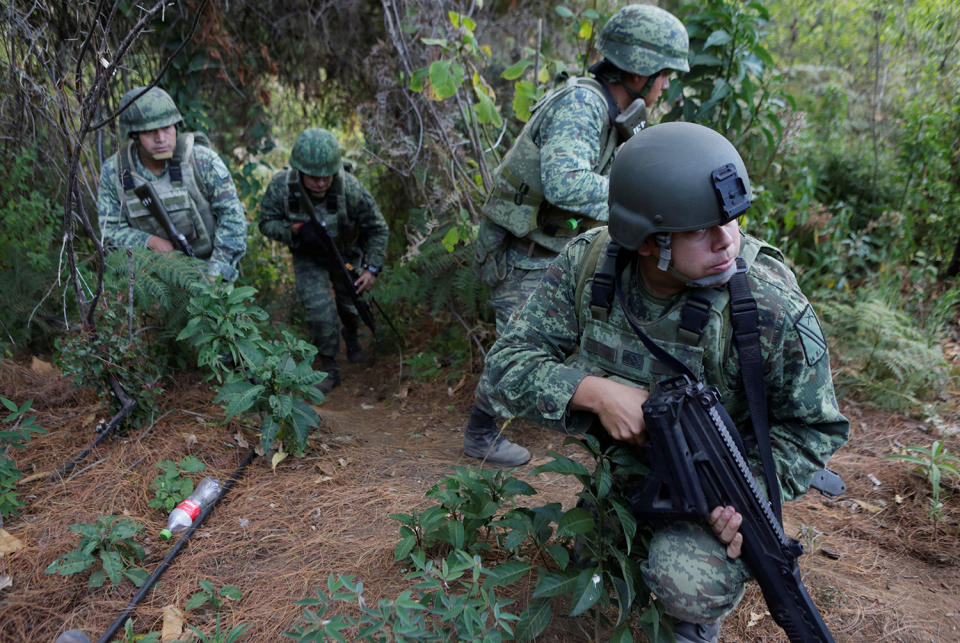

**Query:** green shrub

left=44, top=515, right=149, bottom=588
left=0, top=397, right=47, bottom=518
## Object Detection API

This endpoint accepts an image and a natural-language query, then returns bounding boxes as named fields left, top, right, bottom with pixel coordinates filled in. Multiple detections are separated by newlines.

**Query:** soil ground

left=1, top=334, right=959, bottom=642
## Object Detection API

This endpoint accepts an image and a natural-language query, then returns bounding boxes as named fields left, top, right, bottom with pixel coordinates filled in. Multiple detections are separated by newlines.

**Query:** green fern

left=817, top=293, right=954, bottom=413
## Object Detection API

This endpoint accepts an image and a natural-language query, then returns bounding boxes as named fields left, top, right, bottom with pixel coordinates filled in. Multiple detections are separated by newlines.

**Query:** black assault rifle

left=630, top=376, right=836, bottom=643
left=295, top=188, right=377, bottom=336
left=133, top=182, right=196, bottom=257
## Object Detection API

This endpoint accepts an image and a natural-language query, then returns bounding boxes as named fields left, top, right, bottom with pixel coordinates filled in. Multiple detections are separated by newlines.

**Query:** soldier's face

left=639, top=219, right=741, bottom=295
left=642, top=71, right=671, bottom=108
left=303, top=173, right=334, bottom=195
left=668, top=219, right=741, bottom=281
left=136, top=125, right=177, bottom=161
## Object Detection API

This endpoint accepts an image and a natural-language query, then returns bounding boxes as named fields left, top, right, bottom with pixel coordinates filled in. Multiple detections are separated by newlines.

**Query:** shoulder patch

left=795, top=304, right=827, bottom=366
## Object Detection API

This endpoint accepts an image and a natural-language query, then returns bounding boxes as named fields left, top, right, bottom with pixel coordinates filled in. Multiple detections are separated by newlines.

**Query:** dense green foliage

left=43, top=515, right=149, bottom=588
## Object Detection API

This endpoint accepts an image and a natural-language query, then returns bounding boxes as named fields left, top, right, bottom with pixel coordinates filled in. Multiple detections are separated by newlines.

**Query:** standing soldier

left=465, top=4, right=691, bottom=466
left=259, top=128, right=389, bottom=393
left=98, top=86, right=247, bottom=281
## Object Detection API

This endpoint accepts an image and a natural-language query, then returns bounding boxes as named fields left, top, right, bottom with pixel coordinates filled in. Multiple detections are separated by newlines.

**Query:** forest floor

left=1, top=327, right=960, bottom=643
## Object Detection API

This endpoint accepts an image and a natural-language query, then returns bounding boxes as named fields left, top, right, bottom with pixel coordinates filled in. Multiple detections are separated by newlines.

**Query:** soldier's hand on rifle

left=708, top=505, right=743, bottom=559
left=294, top=221, right=325, bottom=252
left=148, top=235, right=174, bottom=252
left=354, top=269, right=376, bottom=294
left=571, top=376, right=650, bottom=446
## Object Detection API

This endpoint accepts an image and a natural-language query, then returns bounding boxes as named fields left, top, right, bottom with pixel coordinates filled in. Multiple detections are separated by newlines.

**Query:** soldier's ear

left=637, top=236, right=658, bottom=257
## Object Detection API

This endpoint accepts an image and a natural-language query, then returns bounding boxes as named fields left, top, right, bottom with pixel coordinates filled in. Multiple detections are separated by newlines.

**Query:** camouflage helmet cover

left=597, top=4, right=690, bottom=77
left=608, top=121, right=752, bottom=251
left=291, top=128, right=342, bottom=177
left=118, top=86, right=182, bottom=139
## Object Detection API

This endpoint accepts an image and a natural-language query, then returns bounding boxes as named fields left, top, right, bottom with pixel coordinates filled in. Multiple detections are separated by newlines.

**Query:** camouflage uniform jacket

left=97, top=140, right=248, bottom=281
left=482, top=228, right=849, bottom=503
left=258, top=168, right=388, bottom=270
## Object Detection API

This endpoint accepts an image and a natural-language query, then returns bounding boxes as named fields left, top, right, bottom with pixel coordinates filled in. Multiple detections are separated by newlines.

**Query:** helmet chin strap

left=621, top=70, right=657, bottom=101
left=655, top=233, right=738, bottom=288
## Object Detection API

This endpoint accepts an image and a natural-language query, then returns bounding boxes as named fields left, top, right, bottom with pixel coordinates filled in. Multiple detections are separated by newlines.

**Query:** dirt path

left=1, top=355, right=959, bottom=642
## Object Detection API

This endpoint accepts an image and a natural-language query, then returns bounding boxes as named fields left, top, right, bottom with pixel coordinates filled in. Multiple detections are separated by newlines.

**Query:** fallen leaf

left=182, top=433, right=198, bottom=448
left=0, top=529, right=25, bottom=554
left=82, top=413, right=97, bottom=428
left=447, top=375, right=466, bottom=396
left=894, top=494, right=904, bottom=504
left=234, top=432, right=249, bottom=448
left=271, top=449, right=288, bottom=471
left=30, top=356, right=54, bottom=375
left=0, top=575, right=11, bottom=592
left=337, top=458, right=347, bottom=467
left=315, top=476, right=333, bottom=484
left=161, top=604, right=184, bottom=642
left=852, top=498, right=885, bottom=514
left=747, top=611, right=768, bottom=627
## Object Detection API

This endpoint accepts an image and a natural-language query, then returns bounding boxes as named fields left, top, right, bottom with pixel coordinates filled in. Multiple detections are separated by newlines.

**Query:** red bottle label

left=177, top=498, right=201, bottom=520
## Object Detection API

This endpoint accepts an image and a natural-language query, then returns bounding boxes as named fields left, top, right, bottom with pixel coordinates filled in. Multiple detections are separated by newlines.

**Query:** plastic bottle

left=160, top=476, right=222, bottom=540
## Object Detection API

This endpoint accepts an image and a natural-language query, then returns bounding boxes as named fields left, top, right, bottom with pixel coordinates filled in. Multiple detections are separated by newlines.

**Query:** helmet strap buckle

left=655, top=233, right=672, bottom=271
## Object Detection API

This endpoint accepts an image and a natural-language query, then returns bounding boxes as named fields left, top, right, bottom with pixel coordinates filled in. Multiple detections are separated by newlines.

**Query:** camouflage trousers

left=293, top=255, right=358, bottom=357
left=475, top=246, right=555, bottom=415
left=641, top=519, right=750, bottom=623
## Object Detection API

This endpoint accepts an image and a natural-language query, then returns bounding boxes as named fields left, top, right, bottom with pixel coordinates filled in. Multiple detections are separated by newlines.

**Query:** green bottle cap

left=160, top=528, right=172, bottom=540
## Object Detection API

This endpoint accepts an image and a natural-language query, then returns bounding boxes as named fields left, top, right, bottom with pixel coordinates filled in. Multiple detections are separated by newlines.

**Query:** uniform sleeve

left=97, top=155, right=152, bottom=249
left=345, top=174, right=389, bottom=269
left=193, top=146, right=248, bottom=281
left=760, top=276, right=850, bottom=502
left=258, top=171, right=296, bottom=246
left=482, top=234, right=600, bottom=433
left=537, top=87, right=611, bottom=223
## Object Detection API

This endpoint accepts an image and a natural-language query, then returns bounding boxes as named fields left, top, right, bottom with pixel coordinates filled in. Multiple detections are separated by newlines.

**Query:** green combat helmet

left=597, top=4, right=690, bottom=77
left=118, top=86, right=182, bottom=139
left=608, top=121, right=751, bottom=250
left=291, top=128, right=342, bottom=177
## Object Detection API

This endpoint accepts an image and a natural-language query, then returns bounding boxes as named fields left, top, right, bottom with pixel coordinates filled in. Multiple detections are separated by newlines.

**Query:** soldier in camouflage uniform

left=481, top=122, right=849, bottom=643
left=259, top=128, right=389, bottom=392
left=465, top=4, right=691, bottom=466
left=98, top=86, right=247, bottom=281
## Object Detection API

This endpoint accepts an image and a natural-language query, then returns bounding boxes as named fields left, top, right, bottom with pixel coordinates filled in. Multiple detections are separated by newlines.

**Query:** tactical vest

left=117, top=132, right=216, bottom=258
left=573, top=230, right=782, bottom=401
left=482, top=77, right=619, bottom=253
left=284, top=169, right=359, bottom=259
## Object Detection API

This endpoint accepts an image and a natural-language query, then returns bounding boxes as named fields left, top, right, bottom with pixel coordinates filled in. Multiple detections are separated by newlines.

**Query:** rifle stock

left=295, top=186, right=377, bottom=336
left=132, top=182, right=196, bottom=257
left=630, top=376, right=835, bottom=643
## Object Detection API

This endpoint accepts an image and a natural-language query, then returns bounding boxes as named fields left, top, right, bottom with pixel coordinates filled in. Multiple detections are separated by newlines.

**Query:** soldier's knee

left=641, top=521, right=749, bottom=623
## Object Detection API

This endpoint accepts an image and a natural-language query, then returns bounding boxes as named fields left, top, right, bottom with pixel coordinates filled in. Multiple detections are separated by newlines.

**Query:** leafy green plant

left=177, top=281, right=271, bottom=384
left=44, top=515, right=149, bottom=588
left=185, top=580, right=248, bottom=643
left=187, top=579, right=244, bottom=611
left=284, top=551, right=520, bottom=642
left=391, top=464, right=537, bottom=559
left=55, top=286, right=167, bottom=429
left=888, top=440, right=960, bottom=528
left=344, top=437, right=671, bottom=642
left=148, top=456, right=207, bottom=512
left=0, top=396, right=47, bottom=518
left=214, top=329, right=326, bottom=457
left=177, top=281, right=327, bottom=457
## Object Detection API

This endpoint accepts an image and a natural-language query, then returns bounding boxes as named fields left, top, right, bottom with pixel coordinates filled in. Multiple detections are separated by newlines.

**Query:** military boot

left=463, top=405, right=530, bottom=466
left=341, top=319, right=364, bottom=363
left=317, top=355, right=341, bottom=394
left=673, top=619, right=722, bottom=643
